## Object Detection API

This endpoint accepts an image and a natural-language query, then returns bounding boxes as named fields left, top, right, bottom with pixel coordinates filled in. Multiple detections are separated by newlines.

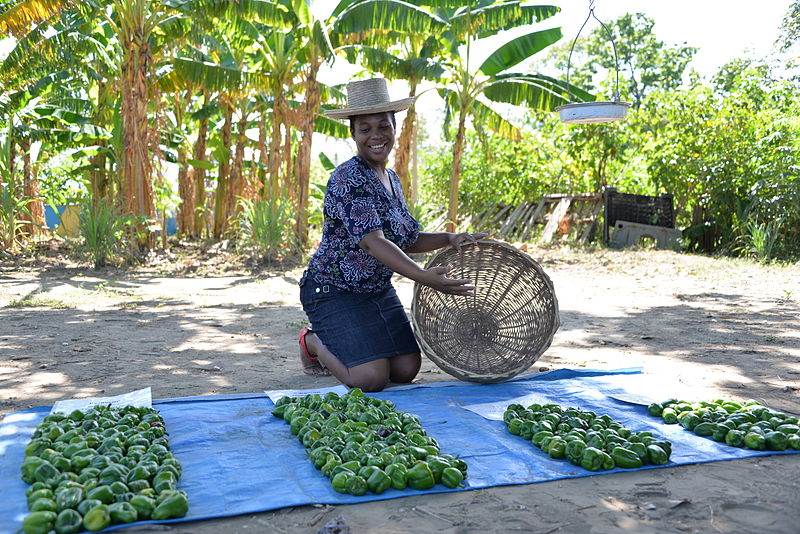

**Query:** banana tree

left=430, top=1, right=592, bottom=231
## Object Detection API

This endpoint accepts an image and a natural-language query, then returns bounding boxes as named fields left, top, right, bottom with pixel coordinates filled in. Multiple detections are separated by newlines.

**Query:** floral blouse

left=307, top=156, right=420, bottom=293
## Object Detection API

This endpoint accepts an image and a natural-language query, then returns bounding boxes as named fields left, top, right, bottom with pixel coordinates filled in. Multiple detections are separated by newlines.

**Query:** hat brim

left=323, top=96, right=418, bottom=120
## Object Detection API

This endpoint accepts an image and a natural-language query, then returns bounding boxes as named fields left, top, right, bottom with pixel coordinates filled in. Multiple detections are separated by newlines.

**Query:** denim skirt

left=299, top=272, right=421, bottom=368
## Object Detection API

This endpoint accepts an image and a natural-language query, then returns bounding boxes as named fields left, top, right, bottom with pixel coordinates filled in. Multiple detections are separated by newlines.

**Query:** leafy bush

left=236, top=196, right=299, bottom=265
left=77, top=198, right=130, bottom=268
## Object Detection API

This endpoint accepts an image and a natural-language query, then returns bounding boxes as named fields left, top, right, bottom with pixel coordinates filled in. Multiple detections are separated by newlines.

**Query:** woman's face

left=351, top=112, right=396, bottom=169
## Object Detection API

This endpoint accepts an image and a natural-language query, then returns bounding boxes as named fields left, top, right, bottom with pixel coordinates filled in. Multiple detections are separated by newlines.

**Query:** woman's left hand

left=449, top=231, right=489, bottom=252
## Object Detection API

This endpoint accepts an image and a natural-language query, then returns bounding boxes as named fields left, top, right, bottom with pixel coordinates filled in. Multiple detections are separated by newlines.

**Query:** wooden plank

left=498, top=202, right=531, bottom=237
left=539, top=197, right=572, bottom=244
left=579, top=200, right=604, bottom=244
left=543, top=192, right=601, bottom=200
left=520, top=198, right=549, bottom=242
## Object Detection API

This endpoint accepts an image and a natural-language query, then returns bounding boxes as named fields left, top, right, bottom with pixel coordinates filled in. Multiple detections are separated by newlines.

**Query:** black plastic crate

left=603, top=187, right=675, bottom=244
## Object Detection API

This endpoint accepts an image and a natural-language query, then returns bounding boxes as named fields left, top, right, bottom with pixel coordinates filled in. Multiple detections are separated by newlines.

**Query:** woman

left=299, top=77, right=487, bottom=392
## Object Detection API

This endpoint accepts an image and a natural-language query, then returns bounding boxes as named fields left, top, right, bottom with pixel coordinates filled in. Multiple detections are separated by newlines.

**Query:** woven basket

left=411, top=240, right=560, bottom=383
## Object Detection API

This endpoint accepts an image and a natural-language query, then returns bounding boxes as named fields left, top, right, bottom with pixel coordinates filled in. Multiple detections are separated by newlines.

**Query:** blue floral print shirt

left=308, top=156, right=420, bottom=293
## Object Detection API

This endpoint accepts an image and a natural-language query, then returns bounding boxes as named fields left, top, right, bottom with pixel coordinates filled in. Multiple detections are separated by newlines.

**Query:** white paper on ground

left=463, top=392, right=554, bottom=421
left=265, top=385, right=349, bottom=404
left=50, top=387, right=152, bottom=414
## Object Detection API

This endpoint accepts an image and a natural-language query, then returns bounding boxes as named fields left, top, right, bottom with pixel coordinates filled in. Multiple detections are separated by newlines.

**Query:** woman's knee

left=346, top=361, right=390, bottom=392
left=390, top=353, right=421, bottom=384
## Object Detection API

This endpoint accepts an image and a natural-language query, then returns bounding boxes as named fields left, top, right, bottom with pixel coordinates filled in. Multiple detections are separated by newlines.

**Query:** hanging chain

left=564, top=0, right=623, bottom=103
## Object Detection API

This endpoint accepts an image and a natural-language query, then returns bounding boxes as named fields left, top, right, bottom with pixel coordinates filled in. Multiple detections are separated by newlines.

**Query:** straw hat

left=324, top=78, right=417, bottom=119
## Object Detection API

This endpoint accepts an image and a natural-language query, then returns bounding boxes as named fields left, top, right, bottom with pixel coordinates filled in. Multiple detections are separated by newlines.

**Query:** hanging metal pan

left=555, top=100, right=632, bottom=124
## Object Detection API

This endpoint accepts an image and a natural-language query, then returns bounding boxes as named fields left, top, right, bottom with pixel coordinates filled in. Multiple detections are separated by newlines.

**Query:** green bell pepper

left=531, top=431, right=553, bottom=448
left=764, top=431, right=788, bottom=451
left=26, top=488, right=54, bottom=507
left=320, top=457, right=341, bottom=479
left=54, top=508, right=83, bottom=534
left=99, top=464, right=127, bottom=485
left=384, top=463, right=408, bottom=490
left=32, top=461, right=60, bottom=485
left=331, top=472, right=350, bottom=494
left=646, top=444, right=669, bottom=465
left=647, top=403, right=663, bottom=417
left=441, top=467, right=464, bottom=489
left=108, top=502, right=138, bottom=524
left=87, top=484, right=116, bottom=505
left=744, top=432, right=766, bottom=450
left=366, top=468, right=391, bottom=494
left=661, top=408, right=678, bottom=424
left=346, top=475, right=368, bottom=496
left=55, top=486, right=83, bottom=511
left=626, top=442, right=648, bottom=462
left=611, top=447, right=644, bottom=469
left=693, top=422, right=716, bottom=436
left=425, top=456, right=450, bottom=483
left=77, top=499, right=102, bottom=516
left=580, top=447, right=607, bottom=472
left=82, top=504, right=111, bottom=532
left=22, top=511, right=57, bottom=534
left=547, top=437, right=567, bottom=459
left=565, top=440, right=586, bottom=466
left=151, top=490, right=189, bottom=519
left=29, top=498, right=58, bottom=512
left=25, top=439, right=52, bottom=458
left=406, top=462, right=435, bottom=490
left=129, top=495, right=156, bottom=520
left=153, top=471, right=177, bottom=492
left=725, top=429, right=745, bottom=448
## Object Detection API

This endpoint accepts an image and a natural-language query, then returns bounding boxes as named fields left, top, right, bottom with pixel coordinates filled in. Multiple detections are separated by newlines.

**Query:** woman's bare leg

left=389, top=353, right=421, bottom=384
left=303, top=332, right=391, bottom=392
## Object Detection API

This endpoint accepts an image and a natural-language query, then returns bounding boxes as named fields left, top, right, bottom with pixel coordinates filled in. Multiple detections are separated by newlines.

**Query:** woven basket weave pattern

left=411, top=241, right=560, bottom=383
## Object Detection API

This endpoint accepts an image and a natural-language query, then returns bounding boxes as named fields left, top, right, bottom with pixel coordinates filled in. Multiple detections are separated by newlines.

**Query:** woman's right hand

left=422, top=265, right=476, bottom=296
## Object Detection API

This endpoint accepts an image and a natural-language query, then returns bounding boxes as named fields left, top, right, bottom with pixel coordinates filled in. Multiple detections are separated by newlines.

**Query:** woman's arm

left=404, top=231, right=489, bottom=254
left=359, top=230, right=476, bottom=295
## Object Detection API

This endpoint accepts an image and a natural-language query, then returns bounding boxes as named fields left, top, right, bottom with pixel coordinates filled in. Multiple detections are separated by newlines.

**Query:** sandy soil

left=1, top=243, right=799, bottom=534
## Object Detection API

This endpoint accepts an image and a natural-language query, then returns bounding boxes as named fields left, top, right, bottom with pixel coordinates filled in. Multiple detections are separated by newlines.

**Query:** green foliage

left=0, top=179, right=31, bottom=252
left=236, top=196, right=299, bottom=265
left=735, top=218, right=784, bottom=262
left=76, top=197, right=130, bottom=268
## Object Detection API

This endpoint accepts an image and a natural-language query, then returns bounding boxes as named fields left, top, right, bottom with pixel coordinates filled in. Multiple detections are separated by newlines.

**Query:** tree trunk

left=174, top=91, right=194, bottom=237
left=447, top=108, right=468, bottom=233
left=90, top=82, right=110, bottom=203
left=228, top=102, right=247, bottom=227
left=268, top=99, right=284, bottom=202
left=283, top=123, right=294, bottom=204
left=410, top=118, right=419, bottom=208
left=294, top=59, right=321, bottom=248
left=20, top=139, right=44, bottom=238
left=120, top=21, right=156, bottom=251
left=258, top=109, right=268, bottom=199
left=213, top=98, right=233, bottom=239
left=393, top=84, right=417, bottom=202
left=192, top=92, right=209, bottom=238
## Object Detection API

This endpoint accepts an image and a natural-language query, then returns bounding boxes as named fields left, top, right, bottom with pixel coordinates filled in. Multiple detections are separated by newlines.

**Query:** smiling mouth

left=369, top=143, right=386, bottom=150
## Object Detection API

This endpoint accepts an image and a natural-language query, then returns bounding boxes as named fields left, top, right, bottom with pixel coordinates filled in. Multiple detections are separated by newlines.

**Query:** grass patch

left=7, top=296, right=70, bottom=309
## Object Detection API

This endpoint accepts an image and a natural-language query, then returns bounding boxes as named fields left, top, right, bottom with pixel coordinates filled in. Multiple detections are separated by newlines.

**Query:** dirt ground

left=1, top=242, right=799, bottom=534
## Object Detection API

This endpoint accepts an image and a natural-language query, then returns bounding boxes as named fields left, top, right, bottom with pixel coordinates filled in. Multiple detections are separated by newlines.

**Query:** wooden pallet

left=474, top=193, right=602, bottom=244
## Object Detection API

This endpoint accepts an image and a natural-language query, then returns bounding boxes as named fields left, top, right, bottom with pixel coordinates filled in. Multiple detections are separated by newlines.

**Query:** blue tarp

left=1, top=368, right=796, bottom=533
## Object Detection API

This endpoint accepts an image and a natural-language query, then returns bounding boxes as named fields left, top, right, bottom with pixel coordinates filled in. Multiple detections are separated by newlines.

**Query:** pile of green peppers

left=273, top=388, right=468, bottom=495
left=648, top=398, right=800, bottom=451
left=20, top=404, right=189, bottom=534
left=503, top=403, right=673, bottom=471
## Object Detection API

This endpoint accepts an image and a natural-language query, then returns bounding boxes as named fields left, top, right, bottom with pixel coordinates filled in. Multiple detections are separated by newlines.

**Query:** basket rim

left=410, top=239, right=560, bottom=383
